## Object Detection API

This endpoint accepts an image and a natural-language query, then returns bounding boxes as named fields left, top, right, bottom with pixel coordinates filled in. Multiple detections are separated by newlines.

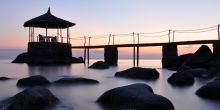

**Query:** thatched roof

left=24, top=8, right=75, bottom=29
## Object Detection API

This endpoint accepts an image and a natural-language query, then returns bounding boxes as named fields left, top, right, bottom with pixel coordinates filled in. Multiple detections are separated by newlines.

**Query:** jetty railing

left=69, top=25, right=220, bottom=66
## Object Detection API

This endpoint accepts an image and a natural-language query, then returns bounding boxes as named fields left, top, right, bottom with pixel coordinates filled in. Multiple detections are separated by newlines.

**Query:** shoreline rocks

left=196, top=78, right=220, bottom=99
left=168, top=71, right=195, bottom=86
left=0, top=77, right=11, bottom=81
left=17, top=75, right=50, bottom=87
left=53, top=77, right=99, bottom=85
left=12, top=42, right=84, bottom=65
left=115, top=67, right=159, bottom=80
left=0, top=86, right=59, bottom=110
left=12, top=52, right=84, bottom=65
left=89, top=61, right=109, bottom=69
left=164, top=45, right=217, bottom=71
left=97, top=83, right=175, bottom=110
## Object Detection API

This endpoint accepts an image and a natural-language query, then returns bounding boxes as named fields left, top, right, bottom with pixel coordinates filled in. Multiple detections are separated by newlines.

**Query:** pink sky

left=0, top=0, right=219, bottom=59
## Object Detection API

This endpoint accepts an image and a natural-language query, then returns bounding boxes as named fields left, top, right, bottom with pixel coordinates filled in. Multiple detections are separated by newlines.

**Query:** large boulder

left=89, top=61, right=109, bottom=69
left=12, top=52, right=29, bottom=63
left=185, top=68, right=213, bottom=78
left=168, top=71, right=194, bottom=86
left=185, top=45, right=213, bottom=68
left=115, top=67, right=160, bottom=80
left=115, top=67, right=159, bottom=80
left=12, top=42, right=84, bottom=65
left=53, top=77, right=99, bottom=85
left=196, top=78, right=220, bottom=99
left=97, top=83, right=175, bottom=110
left=17, top=75, right=50, bottom=87
left=0, top=76, right=11, bottom=81
left=0, top=86, right=59, bottom=110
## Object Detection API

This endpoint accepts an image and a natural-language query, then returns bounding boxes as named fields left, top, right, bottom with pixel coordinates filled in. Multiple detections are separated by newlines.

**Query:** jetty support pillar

left=162, top=44, right=178, bottom=68
left=104, top=46, right=118, bottom=66
left=213, top=41, right=220, bottom=57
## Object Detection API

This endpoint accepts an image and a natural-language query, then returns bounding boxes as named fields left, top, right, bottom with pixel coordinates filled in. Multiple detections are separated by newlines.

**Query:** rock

left=71, top=57, right=84, bottom=63
left=97, top=83, right=175, bottom=110
left=89, top=61, right=109, bottom=69
left=216, top=73, right=220, bottom=77
left=177, top=54, right=193, bottom=65
left=0, top=86, right=59, bottom=110
left=53, top=77, right=99, bottom=85
left=115, top=67, right=159, bottom=80
left=208, top=67, right=219, bottom=76
left=17, top=75, right=50, bottom=87
left=185, top=45, right=213, bottom=68
left=0, top=76, right=11, bottom=81
left=12, top=42, right=84, bottom=65
left=12, top=52, right=29, bottom=63
left=196, top=78, right=220, bottom=99
left=186, top=68, right=213, bottom=78
left=168, top=71, right=194, bottom=86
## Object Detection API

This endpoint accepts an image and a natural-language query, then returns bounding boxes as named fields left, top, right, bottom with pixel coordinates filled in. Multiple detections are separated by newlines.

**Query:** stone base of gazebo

left=12, top=42, right=84, bottom=65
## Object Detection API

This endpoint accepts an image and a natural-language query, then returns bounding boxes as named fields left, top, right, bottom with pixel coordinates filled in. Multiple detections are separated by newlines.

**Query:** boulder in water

left=185, top=45, right=213, bottom=68
left=0, top=76, right=11, bottom=81
left=186, top=68, right=213, bottom=78
left=196, top=78, right=220, bottom=99
left=17, top=75, right=50, bottom=87
left=53, top=77, right=99, bottom=85
left=168, top=71, right=194, bottom=86
left=97, top=83, right=175, bottom=110
left=12, top=52, right=29, bottom=63
left=115, top=67, right=159, bottom=80
left=0, top=86, right=59, bottom=110
left=89, top=61, right=109, bottom=69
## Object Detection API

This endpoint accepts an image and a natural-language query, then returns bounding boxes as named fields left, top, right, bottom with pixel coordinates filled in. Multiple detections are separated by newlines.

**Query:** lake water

left=0, top=59, right=220, bottom=110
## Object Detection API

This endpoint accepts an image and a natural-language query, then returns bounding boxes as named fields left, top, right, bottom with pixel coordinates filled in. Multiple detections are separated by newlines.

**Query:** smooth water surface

left=0, top=59, right=220, bottom=110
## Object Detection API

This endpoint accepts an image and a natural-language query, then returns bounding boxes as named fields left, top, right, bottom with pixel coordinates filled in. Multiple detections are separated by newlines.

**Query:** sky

left=0, top=0, right=219, bottom=59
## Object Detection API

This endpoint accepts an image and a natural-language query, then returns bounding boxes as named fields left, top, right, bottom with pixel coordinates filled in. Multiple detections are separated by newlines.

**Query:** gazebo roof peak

left=24, top=8, right=75, bottom=29
left=47, top=8, right=51, bottom=15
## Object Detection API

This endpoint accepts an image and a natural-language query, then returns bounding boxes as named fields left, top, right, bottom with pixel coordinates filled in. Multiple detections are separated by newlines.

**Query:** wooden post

left=46, top=27, right=48, bottom=42
left=133, top=46, right=136, bottom=66
left=137, top=46, right=139, bottom=66
left=218, top=24, right=220, bottom=40
left=57, top=28, right=59, bottom=42
left=87, top=48, right=90, bottom=64
left=137, top=33, right=140, bottom=44
left=168, top=29, right=171, bottom=43
left=60, top=29, right=63, bottom=43
left=87, top=37, right=91, bottom=64
left=108, top=34, right=111, bottom=45
left=33, top=27, right=34, bottom=42
left=172, top=31, right=175, bottom=42
left=31, top=27, right=33, bottom=42
left=57, top=29, right=59, bottom=38
left=31, top=27, right=32, bottom=42
left=136, top=33, right=140, bottom=66
left=29, top=27, right=30, bottom=42
left=83, top=36, right=87, bottom=64
left=133, top=32, right=135, bottom=44
left=88, top=37, right=91, bottom=46
left=67, top=28, right=68, bottom=43
left=112, top=35, right=115, bottom=45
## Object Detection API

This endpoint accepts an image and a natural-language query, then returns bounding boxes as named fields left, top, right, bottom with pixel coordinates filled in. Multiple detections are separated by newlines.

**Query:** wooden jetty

left=71, top=24, right=220, bottom=67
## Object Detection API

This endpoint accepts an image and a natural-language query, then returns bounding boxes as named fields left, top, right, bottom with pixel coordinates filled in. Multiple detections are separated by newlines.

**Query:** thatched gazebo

left=24, top=8, right=75, bottom=43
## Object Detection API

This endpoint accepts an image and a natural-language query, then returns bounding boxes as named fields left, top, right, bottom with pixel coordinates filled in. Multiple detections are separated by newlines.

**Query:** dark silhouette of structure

left=12, top=8, right=83, bottom=64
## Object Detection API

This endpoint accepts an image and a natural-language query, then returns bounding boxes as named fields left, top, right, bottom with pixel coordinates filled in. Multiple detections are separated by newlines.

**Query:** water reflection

left=28, top=65, right=72, bottom=82
left=0, top=60, right=220, bottom=110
